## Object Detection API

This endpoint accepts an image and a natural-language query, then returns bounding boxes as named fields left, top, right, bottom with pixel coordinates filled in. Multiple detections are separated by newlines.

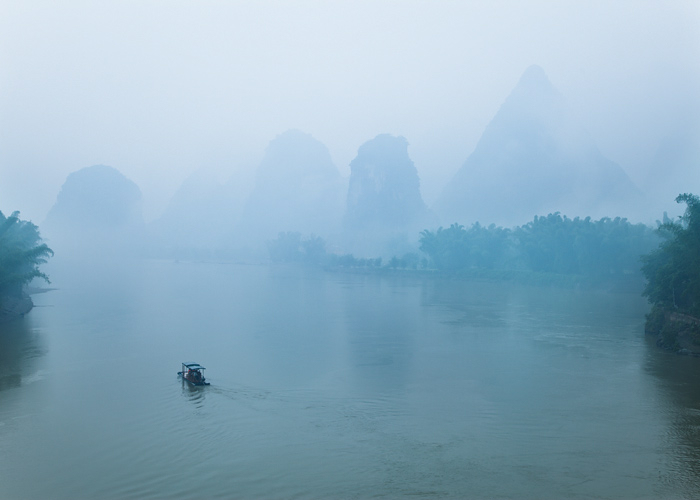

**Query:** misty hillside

left=236, top=129, right=346, bottom=244
left=149, top=168, right=253, bottom=255
left=343, top=134, right=435, bottom=255
left=643, top=116, right=700, bottom=217
left=435, top=65, right=643, bottom=227
left=43, top=164, right=144, bottom=256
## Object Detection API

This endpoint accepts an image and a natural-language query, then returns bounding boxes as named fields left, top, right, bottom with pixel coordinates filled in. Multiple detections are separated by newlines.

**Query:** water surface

left=1, top=260, right=699, bottom=499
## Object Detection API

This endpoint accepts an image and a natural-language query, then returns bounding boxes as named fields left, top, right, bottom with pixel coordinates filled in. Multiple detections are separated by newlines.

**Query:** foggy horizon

left=1, top=1, right=699, bottom=225
left=4, top=4, right=700, bottom=497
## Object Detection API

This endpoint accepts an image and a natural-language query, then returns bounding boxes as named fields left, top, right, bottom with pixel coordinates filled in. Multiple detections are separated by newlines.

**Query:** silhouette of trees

left=0, top=211, right=53, bottom=298
left=515, top=214, right=657, bottom=277
left=268, top=210, right=661, bottom=284
left=419, top=223, right=513, bottom=271
left=419, top=214, right=658, bottom=279
left=267, top=232, right=327, bottom=264
left=642, top=193, right=700, bottom=317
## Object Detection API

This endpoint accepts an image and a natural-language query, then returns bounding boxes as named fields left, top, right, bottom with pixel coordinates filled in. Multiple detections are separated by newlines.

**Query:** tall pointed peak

left=355, top=134, right=409, bottom=161
left=517, top=64, right=551, bottom=88
left=482, top=64, right=564, bottom=135
left=434, top=64, right=641, bottom=227
left=506, top=64, right=560, bottom=105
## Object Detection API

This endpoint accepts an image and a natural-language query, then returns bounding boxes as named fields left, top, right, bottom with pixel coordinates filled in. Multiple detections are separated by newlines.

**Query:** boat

left=178, top=362, right=210, bottom=386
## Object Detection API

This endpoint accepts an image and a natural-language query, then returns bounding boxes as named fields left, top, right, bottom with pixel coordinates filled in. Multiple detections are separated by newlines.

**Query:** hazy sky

left=1, top=0, right=698, bottom=222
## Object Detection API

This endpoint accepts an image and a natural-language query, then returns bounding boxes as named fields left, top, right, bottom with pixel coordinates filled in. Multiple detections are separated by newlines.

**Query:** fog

left=1, top=1, right=699, bottom=245
left=4, top=4, right=700, bottom=497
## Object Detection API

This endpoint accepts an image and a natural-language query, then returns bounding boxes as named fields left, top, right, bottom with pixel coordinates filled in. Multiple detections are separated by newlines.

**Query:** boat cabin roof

left=182, top=362, right=206, bottom=370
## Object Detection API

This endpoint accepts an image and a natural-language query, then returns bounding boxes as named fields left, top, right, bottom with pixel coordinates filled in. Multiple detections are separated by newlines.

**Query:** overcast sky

left=1, top=0, right=698, bottom=222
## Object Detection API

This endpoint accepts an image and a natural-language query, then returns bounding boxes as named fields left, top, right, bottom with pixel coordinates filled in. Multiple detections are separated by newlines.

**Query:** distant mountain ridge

left=435, top=65, right=643, bottom=227
left=148, top=167, right=252, bottom=255
left=45, top=164, right=142, bottom=229
left=643, top=115, right=700, bottom=218
left=237, top=129, right=347, bottom=244
left=343, top=134, right=435, bottom=255
left=43, top=164, right=145, bottom=257
left=42, top=65, right=661, bottom=262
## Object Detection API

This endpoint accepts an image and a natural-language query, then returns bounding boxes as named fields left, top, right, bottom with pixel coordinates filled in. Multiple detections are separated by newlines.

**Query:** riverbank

left=0, top=288, right=55, bottom=324
left=645, top=307, right=700, bottom=356
left=323, top=264, right=646, bottom=293
left=0, top=293, right=33, bottom=323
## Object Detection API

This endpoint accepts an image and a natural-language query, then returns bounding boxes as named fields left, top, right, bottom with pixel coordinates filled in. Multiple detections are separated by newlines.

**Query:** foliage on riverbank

left=419, top=215, right=658, bottom=279
left=0, top=211, right=53, bottom=320
left=267, top=212, right=659, bottom=290
left=642, top=194, right=700, bottom=353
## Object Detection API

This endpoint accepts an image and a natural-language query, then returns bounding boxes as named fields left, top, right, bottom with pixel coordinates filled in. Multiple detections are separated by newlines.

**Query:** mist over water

left=1, top=261, right=700, bottom=499
left=1, top=3, right=700, bottom=498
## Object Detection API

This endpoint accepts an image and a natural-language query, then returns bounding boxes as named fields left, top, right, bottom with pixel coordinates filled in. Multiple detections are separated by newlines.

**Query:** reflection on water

left=1, top=261, right=700, bottom=499
left=644, top=344, right=700, bottom=496
left=0, top=316, right=47, bottom=393
left=180, top=378, right=207, bottom=407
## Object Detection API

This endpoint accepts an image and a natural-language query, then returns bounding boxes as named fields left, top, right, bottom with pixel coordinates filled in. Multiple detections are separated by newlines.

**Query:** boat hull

left=177, top=372, right=210, bottom=386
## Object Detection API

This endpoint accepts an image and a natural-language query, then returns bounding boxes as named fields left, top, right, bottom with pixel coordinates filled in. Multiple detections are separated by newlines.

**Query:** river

left=1, top=260, right=699, bottom=499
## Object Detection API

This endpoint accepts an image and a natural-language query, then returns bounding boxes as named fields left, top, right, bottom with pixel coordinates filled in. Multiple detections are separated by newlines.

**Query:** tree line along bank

left=2, top=194, right=699, bottom=354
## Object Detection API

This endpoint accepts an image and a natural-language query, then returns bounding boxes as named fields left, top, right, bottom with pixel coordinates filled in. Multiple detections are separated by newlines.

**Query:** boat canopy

left=182, top=362, right=206, bottom=370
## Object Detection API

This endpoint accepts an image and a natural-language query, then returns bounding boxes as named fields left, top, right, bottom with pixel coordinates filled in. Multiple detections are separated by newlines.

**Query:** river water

left=1, top=260, right=700, bottom=499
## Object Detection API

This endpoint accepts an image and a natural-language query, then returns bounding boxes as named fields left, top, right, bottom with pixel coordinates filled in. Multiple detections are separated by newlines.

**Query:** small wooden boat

left=178, top=362, right=210, bottom=386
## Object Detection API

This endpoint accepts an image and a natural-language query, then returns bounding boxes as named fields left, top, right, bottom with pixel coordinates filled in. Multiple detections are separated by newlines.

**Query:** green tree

left=515, top=213, right=578, bottom=274
left=301, top=235, right=327, bottom=264
left=420, top=223, right=513, bottom=271
left=267, top=231, right=303, bottom=262
left=420, top=213, right=657, bottom=280
left=267, top=232, right=328, bottom=265
left=642, top=193, right=700, bottom=317
left=0, top=211, right=53, bottom=298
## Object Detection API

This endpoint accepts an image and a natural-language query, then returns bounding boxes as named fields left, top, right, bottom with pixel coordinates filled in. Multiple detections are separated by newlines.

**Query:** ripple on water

left=1, top=264, right=697, bottom=499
